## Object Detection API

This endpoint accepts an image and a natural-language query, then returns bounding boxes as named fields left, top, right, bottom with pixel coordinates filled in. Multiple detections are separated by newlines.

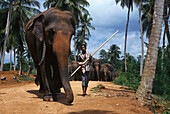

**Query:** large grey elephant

left=25, top=8, right=75, bottom=103
left=92, top=59, right=101, bottom=81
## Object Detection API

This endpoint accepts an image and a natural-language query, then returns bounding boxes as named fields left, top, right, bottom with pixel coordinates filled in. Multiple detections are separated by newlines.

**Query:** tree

left=108, top=44, right=121, bottom=71
left=115, top=0, right=133, bottom=72
left=141, top=0, right=155, bottom=39
left=136, top=0, right=164, bottom=106
left=99, top=49, right=109, bottom=63
left=75, top=13, right=95, bottom=54
left=0, top=0, right=40, bottom=71
left=0, top=0, right=13, bottom=71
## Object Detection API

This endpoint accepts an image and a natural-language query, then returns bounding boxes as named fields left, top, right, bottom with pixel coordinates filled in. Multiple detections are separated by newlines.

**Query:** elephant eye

left=46, top=28, right=55, bottom=35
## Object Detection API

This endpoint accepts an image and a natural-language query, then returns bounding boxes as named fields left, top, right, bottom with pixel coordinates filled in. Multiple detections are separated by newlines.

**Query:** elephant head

left=25, top=8, right=75, bottom=103
left=92, top=59, right=101, bottom=81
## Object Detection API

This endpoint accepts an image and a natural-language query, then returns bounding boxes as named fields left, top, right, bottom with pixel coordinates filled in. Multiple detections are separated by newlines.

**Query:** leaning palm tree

left=0, top=0, right=13, bottom=71
left=136, top=0, right=164, bottom=106
left=115, top=0, right=133, bottom=72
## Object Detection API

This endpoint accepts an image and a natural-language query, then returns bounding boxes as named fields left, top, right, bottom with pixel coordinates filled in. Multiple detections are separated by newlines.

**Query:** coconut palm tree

left=75, top=13, right=95, bottom=54
left=108, top=44, right=121, bottom=71
left=134, top=0, right=145, bottom=76
left=0, top=0, right=13, bottom=71
left=115, top=0, right=133, bottom=72
left=136, top=0, right=164, bottom=106
left=141, top=0, right=155, bottom=38
left=99, top=49, right=109, bottom=64
left=163, top=0, right=170, bottom=44
left=0, top=0, right=40, bottom=71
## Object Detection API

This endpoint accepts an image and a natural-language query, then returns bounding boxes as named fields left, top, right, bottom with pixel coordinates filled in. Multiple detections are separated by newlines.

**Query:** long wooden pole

left=69, top=30, right=119, bottom=78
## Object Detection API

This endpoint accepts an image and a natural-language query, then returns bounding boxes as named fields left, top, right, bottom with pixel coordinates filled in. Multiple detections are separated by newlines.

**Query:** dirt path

left=0, top=81, right=152, bottom=114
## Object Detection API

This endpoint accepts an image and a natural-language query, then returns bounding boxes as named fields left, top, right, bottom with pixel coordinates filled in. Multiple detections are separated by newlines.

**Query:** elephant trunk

left=53, top=31, right=73, bottom=103
left=95, top=66, right=99, bottom=81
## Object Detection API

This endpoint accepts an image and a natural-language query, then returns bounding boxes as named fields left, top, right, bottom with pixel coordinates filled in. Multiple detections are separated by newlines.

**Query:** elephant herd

left=69, top=59, right=114, bottom=82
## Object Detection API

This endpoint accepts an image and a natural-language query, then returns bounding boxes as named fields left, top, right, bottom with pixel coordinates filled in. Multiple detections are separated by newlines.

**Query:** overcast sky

left=4, top=0, right=168, bottom=63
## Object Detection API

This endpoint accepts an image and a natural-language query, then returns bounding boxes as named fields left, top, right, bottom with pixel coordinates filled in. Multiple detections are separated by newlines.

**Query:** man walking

left=78, top=44, right=91, bottom=96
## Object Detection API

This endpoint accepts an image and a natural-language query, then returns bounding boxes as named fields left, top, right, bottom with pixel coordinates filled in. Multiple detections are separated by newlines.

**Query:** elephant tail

left=38, top=41, right=46, bottom=66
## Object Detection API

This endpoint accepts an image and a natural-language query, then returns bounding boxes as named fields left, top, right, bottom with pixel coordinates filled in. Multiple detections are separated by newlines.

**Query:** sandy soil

left=0, top=75, right=153, bottom=114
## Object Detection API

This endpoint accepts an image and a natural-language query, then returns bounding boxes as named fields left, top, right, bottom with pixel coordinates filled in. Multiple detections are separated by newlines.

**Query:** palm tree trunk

left=19, top=62, right=22, bottom=76
left=139, top=0, right=144, bottom=76
left=14, top=48, right=16, bottom=71
left=124, top=6, right=130, bottom=72
left=10, top=47, right=12, bottom=71
left=163, top=0, right=169, bottom=44
left=0, top=0, right=13, bottom=71
left=136, top=0, right=164, bottom=106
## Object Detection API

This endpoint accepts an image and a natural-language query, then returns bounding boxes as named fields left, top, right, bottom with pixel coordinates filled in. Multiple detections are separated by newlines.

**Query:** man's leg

left=82, top=76, right=86, bottom=96
left=85, top=71, right=90, bottom=95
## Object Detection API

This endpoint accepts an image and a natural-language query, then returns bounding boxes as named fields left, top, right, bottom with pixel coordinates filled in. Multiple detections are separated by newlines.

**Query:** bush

left=113, top=71, right=141, bottom=91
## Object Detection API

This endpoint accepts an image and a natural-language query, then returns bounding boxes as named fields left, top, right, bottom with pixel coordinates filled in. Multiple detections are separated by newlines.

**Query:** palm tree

left=134, top=0, right=145, bottom=76
left=163, top=0, right=170, bottom=44
left=141, top=0, right=155, bottom=38
left=0, top=0, right=13, bottom=71
left=136, top=0, right=164, bottom=106
left=115, top=0, right=133, bottom=72
left=99, top=49, right=109, bottom=63
left=43, top=0, right=53, bottom=9
left=108, top=44, right=121, bottom=71
left=75, top=13, right=95, bottom=54
left=0, top=0, right=40, bottom=71
left=79, top=13, right=95, bottom=43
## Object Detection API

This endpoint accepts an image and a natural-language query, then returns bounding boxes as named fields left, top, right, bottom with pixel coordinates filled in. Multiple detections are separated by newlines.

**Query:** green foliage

left=99, top=49, right=109, bottom=63
left=99, top=44, right=121, bottom=72
left=121, top=53, right=140, bottom=75
left=18, top=75, right=34, bottom=82
left=3, top=62, right=13, bottom=71
left=113, top=71, right=141, bottom=91
left=90, top=84, right=104, bottom=93
left=152, top=47, right=170, bottom=101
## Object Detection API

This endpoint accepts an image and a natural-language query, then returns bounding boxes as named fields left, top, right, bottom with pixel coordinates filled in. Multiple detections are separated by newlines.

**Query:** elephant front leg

left=39, top=61, right=53, bottom=101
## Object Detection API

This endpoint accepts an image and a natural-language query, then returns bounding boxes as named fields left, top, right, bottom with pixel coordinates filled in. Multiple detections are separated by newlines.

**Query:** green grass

left=90, top=84, right=104, bottom=93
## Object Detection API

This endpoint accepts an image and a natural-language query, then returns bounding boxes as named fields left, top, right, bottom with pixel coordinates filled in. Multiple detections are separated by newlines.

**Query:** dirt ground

left=0, top=71, right=153, bottom=114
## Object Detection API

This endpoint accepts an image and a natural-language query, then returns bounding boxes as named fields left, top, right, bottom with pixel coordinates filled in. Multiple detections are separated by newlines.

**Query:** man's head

left=81, top=44, right=86, bottom=53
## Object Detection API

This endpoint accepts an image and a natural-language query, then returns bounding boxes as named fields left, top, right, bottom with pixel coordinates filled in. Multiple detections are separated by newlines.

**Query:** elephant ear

left=26, top=14, right=44, bottom=40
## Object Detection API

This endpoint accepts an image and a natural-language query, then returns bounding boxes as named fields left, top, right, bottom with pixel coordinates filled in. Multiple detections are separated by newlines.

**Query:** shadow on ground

left=68, top=110, right=118, bottom=114
left=27, top=90, right=73, bottom=106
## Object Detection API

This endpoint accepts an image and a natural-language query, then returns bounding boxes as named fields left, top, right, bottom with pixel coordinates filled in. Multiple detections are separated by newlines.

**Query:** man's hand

left=79, top=62, right=84, bottom=65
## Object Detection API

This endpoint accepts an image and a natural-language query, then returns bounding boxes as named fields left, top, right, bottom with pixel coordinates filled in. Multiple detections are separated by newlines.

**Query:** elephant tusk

left=38, top=41, right=46, bottom=66
left=69, top=30, right=119, bottom=78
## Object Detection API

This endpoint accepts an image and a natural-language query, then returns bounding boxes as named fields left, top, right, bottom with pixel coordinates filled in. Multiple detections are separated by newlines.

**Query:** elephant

left=25, top=8, right=75, bottom=103
left=69, top=61, right=81, bottom=81
left=90, top=65, right=95, bottom=81
left=92, top=59, right=101, bottom=81
left=99, top=64, right=110, bottom=81
left=104, top=63, right=113, bottom=81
